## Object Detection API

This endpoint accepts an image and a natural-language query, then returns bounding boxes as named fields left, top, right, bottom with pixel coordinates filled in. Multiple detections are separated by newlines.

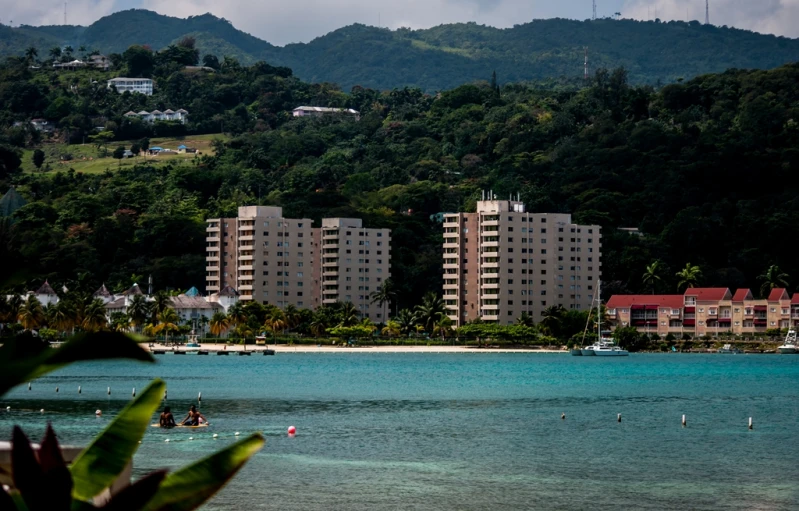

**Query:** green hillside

left=2, top=10, right=799, bottom=91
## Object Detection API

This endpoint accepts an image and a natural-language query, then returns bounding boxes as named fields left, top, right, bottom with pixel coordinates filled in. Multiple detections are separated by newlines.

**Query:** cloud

left=621, top=0, right=799, bottom=37
left=3, top=0, right=117, bottom=27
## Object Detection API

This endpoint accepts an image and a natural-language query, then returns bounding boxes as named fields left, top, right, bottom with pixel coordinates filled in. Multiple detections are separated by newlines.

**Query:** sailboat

left=586, top=280, right=629, bottom=357
left=573, top=285, right=599, bottom=356
left=778, top=330, right=797, bottom=354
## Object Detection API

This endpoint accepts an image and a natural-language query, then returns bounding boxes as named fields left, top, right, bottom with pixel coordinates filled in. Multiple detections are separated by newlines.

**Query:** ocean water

left=2, top=353, right=798, bottom=510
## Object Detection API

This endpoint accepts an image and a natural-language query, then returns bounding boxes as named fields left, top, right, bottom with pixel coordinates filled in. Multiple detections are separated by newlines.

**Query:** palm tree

left=370, top=279, right=396, bottom=324
left=155, top=308, right=180, bottom=344
left=381, top=320, right=401, bottom=337
left=18, top=295, right=45, bottom=331
left=676, top=263, right=702, bottom=291
left=226, top=302, right=247, bottom=330
left=757, top=265, right=790, bottom=297
left=395, top=309, right=417, bottom=336
left=49, top=300, right=76, bottom=334
left=516, top=312, right=534, bottom=327
left=338, top=302, right=359, bottom=327
left=433, top=316, right=454, bottom=341
left=127, top=294, right=150, bottom=333
left=209, top=311, right=230, bottom=337
left=63, top=45, right=74, bottom=58
left=81, top=299, right=108, bottom=332
left=414, top=293, right=447, bottom=334
left=540, top=305, right=565, bottom=336
left=642, top=260, right=663, bottom=294
left=110, top=312, right=132, bottom=332
left=151, top=291, right=172, bottom=320
left=264, top=309, right=288, bottom=342
left=49, top=47, right=62, bottom=61
left=283, top=304, right=301, bottom=330
left=24, top=47, right=38, bottom=65
left=309, top=315, right=328, bottom=338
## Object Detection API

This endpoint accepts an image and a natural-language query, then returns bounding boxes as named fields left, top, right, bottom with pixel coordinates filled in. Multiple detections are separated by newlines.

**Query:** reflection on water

left=1, top=354, right=798, bottom=510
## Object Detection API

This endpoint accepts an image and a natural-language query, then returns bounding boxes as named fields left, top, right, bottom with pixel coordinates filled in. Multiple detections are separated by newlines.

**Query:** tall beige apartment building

left=206, top=206, right=315, bottom=308
left=206, top=207, right=391, bottom=322
left=443, top=197, right=602, bottom=326
left=314, top=218, right=392, bottom=323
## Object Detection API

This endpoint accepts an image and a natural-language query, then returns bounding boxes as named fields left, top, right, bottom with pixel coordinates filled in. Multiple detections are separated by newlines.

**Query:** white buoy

left=682, top=414, right=686, bottom=427
left=132, top=388, right=136, bottom=397
left=56, top=386, right=59, bottom=393
left=28, top=382, right=31, bottom=390
left=189, top=437, right=194, bottom=441
left=40, top=409, right=44, bottom=413
left=6, top=406, right=10, bottom=411
left=95, top=409, right=102, bottom=416
left=213, top=433, right=218, bottom=438
left=107, top=387, right=111, bottom=396
left=165, top=439, right=170, bottom=443
left=618, top=413, right=622, bottom=423
left=748, top=417, right=753, bottom=430
left=561, top=413, right=565, bottom=420
left=234, top=432, right=240, bottom=436
left=78, top=386, right=81, bottom=394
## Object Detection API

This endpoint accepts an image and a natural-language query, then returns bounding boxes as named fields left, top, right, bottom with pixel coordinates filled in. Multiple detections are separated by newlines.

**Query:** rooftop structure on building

left=124, top=109, right=188, bottom=124
left=442, top=193, right=602, bottom=326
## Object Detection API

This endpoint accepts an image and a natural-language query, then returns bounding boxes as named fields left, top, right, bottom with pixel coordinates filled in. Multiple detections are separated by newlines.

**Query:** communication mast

left=592, top=0, right=597, bottom=20
left=705, top=0, right=709, bottom=25
left=64, top=2, right=67, bottom=25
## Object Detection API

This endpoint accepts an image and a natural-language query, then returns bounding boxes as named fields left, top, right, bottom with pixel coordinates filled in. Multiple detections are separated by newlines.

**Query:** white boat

left=593, top=342, right=629, bottom=356
left=580, top=346, right=596, bottom=356
left=718, top=344, right=742, bottom=354
left=583, top=280, right=629, bottom=357
left=778, top=330, right=797, bottom=354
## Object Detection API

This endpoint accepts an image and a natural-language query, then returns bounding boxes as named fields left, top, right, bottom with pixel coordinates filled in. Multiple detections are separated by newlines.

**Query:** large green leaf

left=0, top=331, right=153, bottom=397
left=142, top=433, right=265, bottom=511
left=69, top=379, right=165, bottom=502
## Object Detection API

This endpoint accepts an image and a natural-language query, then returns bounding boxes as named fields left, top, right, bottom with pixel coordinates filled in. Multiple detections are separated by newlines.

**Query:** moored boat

left=718, top=344, right=742, bottom=354
left=778, top=330, right=797, bottom=354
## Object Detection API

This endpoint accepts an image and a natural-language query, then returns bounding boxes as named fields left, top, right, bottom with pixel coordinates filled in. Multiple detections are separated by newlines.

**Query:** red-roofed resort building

left=606, top=288, right=798, bottom=336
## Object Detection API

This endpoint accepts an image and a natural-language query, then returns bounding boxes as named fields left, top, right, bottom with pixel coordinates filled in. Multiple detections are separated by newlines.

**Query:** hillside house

left=124, top=109, right=188, bottom=124
left=292, top=106, right=360, bottom=120
left=107, top=78, right=153, bottom=95
left=88, top=54, right=111, bottom=70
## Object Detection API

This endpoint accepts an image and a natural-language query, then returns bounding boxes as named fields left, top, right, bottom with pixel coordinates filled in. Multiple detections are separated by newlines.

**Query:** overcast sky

left=4, top=0, right=799, bottom=46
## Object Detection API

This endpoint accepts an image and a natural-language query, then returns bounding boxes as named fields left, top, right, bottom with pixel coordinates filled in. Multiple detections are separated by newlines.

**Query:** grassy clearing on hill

left=21, top=133, right=227, bottom=174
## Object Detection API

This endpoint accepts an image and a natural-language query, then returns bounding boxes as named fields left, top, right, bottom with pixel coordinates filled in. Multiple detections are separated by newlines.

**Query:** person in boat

left=159, top=406, right=176, bottom=428
left=180, top=405, right=207, bottom=426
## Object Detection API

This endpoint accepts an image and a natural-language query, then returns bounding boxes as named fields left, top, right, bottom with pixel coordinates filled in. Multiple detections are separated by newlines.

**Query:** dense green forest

left=1, top=41, right=799, bottom=312
left=3, top=10, right=799, bottom=91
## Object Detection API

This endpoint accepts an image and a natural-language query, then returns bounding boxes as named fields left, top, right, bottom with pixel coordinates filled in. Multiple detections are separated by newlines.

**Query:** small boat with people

left=778, top=330, right=797, bottom=354
left=717, top=344, right=743, bottom=354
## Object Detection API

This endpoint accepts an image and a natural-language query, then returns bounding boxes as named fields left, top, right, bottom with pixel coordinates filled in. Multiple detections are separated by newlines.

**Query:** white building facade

left=107, top=78, right=154, bottom=95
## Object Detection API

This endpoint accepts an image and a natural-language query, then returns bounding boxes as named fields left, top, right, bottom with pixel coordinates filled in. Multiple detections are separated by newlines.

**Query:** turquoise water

left=2, top=353, right=798, bottom=510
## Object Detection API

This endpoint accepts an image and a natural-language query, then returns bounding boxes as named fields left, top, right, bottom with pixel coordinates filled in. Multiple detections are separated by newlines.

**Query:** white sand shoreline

left=145, top=344, right=565, bottom=354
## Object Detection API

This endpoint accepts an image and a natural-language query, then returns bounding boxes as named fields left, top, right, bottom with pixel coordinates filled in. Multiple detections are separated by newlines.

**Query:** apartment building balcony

left=240, top=294, right=253, bottom=301
left=480, top=283, right=500, bottom=290
left=239, top=264, right=254, bottom=271
left=443, top=263, right=460, bottom=270
left=481, top=313, right=499, bottom=321
left=239, top=255, right=254, bottom=261
left=480, top=303, right=499, bottom=310
left=206, top=255, right=220, bottom=262
left=238, top=284, right=254, bottom=292
left=205, top=236, right=220, bottom=243
left=238, top=242, right=255, bottom=250
left=239, top=235, right=255, bottom=242
left=443, top=241, right=460, bottom=249
left=480, top=218, right=499, bottom=226
left=480, top=262, right=499, bottom=269
left=206, top=225, right=220, bottom=233
left=792, top=312, right=799, bottom=319
left=443, top=283, right=459, bottom=290
left=480, top=240, right=499, bottom=248
left=206, top=265, right=219, bottom=271
left=206, top=285, right=219, bottom=292
left=322, top=231, right=339, bottom=239
left=443, top=217, right=459, bottom=225
left=322, top=270, right=339, bottom=278
left=322, top=240, right=339, bottom=246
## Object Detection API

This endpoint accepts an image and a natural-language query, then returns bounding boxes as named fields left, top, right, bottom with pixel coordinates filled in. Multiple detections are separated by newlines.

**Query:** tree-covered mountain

left=3, top=10, right=799, bottom=91
left=2, top=44, right=799, bottom=306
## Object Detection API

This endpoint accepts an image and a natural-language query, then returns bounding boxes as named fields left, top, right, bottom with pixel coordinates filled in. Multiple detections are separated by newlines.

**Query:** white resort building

left=107, top=77, right=154, bottom=95
left=124, top=109, right=189, bottom=124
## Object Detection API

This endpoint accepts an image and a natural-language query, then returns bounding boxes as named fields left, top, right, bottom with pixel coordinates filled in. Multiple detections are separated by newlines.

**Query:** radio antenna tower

left=592, top=0, right=597, bottom=20
left=705, top=0, right=709, bottom=24
left=64, top=2, right=67, bottom=25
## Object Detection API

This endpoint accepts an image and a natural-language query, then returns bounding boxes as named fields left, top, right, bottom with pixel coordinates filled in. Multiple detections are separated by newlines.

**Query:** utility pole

left=705, top=0, right=710, bottom=25
left=584, top=47, right=589, bottom=81
left=592, top=0, right=597, bottom=20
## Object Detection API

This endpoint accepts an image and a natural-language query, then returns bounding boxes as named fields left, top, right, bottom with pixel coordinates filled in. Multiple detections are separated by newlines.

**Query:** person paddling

left=181, top=405, right=208, bottom=426
left=159, top=406, right=176, bottom=428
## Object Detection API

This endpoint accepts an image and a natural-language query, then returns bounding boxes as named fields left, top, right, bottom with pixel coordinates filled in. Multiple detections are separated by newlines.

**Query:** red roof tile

left=767, top=288, right=789, bottom=301
left=606, top=295, right=685, bottom=309
left=732, top=289, right=753, bottom=301
left=792, top=293, right=799, bottom=305
left=683, top=288, right=731, bottom=301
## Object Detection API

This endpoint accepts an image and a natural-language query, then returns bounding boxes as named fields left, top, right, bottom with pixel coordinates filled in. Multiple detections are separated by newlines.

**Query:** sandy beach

left=145, top=344, right=565, bottom=354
